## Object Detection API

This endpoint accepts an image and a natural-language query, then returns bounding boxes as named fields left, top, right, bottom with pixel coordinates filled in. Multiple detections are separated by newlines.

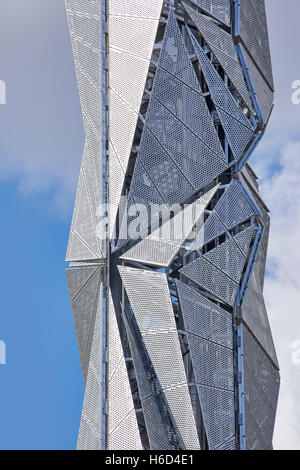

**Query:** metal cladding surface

left=65, top=0, right=279, bottom=450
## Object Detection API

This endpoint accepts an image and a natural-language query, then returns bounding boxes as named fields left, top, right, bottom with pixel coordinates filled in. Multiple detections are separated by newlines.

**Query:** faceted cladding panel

left=108, top=0, right=163, bottom=237
left=65, top=1, right=105, bottom=261
left=176, top=281, right=235, bottom=450
left=118, top=267, right=200, bottom=450
left=65, top=1, right=279, bottom=451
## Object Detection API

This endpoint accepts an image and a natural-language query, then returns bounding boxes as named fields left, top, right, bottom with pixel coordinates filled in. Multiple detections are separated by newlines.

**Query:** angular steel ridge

left=65, top=0, right=279, bottom=450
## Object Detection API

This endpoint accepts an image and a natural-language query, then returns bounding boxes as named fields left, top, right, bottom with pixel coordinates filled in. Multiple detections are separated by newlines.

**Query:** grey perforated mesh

left=197, top=385, right=235, bottom=450
left=190, top=0, right=231, bottom=26
left=243, top=325, right=279, bottom=450
left=242, top=266, right=279, bottom=363
left=66, top=265, right=98, bottom=300
left=203, top=236, right=248, bottom=283
left=67, top=266, right=102, bottom=383
left=240, top=0, right=274, bottom=89
left=189, top=31, right=254, bottom=162
left=124, top=316, right=173, bottom=450
left=176, top=280, right=235, bottom=449
left=66, top=170, right=102, bottom=261
left=241, top=45, right=274, bottom=123
left=77, top=289, right=104, bottom=450
left=177, top=281, right=233, bottom=348
left=180, top=255, right=239, bottom=306
left=183, top=4, right=254, bottom=113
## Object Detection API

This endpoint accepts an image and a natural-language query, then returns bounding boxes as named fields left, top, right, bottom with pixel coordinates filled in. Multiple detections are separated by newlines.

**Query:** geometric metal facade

left=65, top=0, right=279, bottom=450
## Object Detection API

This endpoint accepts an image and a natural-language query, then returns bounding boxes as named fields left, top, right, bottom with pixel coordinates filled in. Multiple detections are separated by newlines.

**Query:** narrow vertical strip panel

left=66, top=169, right=102, bottom=261
left=77, top=284, right=104, bottom=450
left=67, top=266, right=102, bottom=383
left=107, top=290, right=141, bottom=450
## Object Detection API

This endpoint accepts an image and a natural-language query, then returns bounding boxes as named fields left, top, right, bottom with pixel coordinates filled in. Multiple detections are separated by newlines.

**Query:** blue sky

left=0, top=0, right=300, bottom=450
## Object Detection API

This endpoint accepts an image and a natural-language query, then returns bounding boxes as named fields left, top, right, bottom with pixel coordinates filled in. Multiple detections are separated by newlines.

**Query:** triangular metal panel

left=203, top=227, right=255, bottom=283
left=233, top=225, right=257, bottom=257
left=66, top=170, right=102, bottom=261
left=123, top=316, right=173, bottom=450
left=66, top=265, right=99, bottom=301
left=176, top=281, right=235, bottom=449
left=108, top=2, right=163, bottom=239
left=239, top=0, right=274, bottom=89
left=197, top=385, right=235, bottom=450
left=179, top=255, right=239, bottom=306
left=241, top=45, right=274, bottom=124
left=66, top=231, right=99, bottom=262
left=176, top=280, right=233, bottom=349
left=69, top=266, right=102, bottom=383
left=189, top=0, right=231, bottom=27
left=214, top=180, right=260, bottom=230
left=183, top=3, right=254, bottom=113
left=120, top=185, right=218, bottom=266
left=145, top=101, right=227, bottom=196
left=242, top=269, right=279, bottom=368
left=189, top=181, right=258, bottom=251
left=188, top=29, right=254, bottom=162
left=118, top=267, right=200, bottom=449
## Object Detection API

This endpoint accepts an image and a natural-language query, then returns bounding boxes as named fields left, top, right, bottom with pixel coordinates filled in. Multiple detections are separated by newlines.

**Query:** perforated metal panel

left=202, top=227, right=255, bottom=282
left=197, top=385, right=235, bottom=450
left=67, top=266, right=102, bottom=383
left=66, top=265, right=99, bottom=303
left=239, top=0, right=274, bottom=89
left=120, top=185, right=218, bottom=266
left=183, top=3, right=254, bottom=113
left=241, top=45, right=274, bottom=124
left=190, top=0, right=231, bottom=26
left=243, top=325, right=280, bottom=450
left=188, top=30, right=254, bottom=162
left=119, top=267, right=200, bottom=449
left=77, top=287, right=104, bottom=450
left=180, top=254, right=239, bottom=306
left=108, top=1, right=163, bottom=236
left=242, top=273, right=279, bottom=368
left=107, top=290, right=141, bottom=449
left=66, top=169, right=102, bottom=261
left=124, top=11, right=227, bottom=215
left=177, top=281, right=233, bottom=349
left=124, top=314, right=177, bottom=450
left=66, top=1, right=105, bottom=256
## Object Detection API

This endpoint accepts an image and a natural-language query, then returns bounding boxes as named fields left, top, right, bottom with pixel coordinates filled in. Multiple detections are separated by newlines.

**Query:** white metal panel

left=66, top=169, right=102, bottom=261
left=107, top=290, right=141, bottom=449
left=108, top=1, right=163, bottom=237
left=119, top=267, right=200, bottom=449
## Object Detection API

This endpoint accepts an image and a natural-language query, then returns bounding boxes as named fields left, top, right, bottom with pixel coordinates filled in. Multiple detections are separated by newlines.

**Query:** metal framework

left=65, top=0, right=280, bottom=450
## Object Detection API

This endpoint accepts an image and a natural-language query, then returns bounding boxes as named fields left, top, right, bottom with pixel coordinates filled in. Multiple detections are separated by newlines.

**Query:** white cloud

left=253, top=140, right=300, bottom=450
